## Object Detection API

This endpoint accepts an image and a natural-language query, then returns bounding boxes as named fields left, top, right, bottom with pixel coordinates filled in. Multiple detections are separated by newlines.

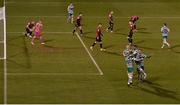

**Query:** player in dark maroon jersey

left=130, top=15, right=139, bottom=31
left=90, top=23, right=106, bottom=51
left=73, top=12, right=83, bottom=36
left=24, top=21, right=35, bottom=38
left=106, top=11, right=114, bottom=33
left=127, top=20, right=135, bottom=45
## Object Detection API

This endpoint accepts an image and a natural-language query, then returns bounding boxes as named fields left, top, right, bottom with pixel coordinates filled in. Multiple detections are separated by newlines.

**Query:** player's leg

left=72, top=26, right=77, bottom=35
left=90, top=41, right=97, bottom=51
left=70, top=15, right=74, bottom=24
left=79, top=26, right=83, bottom=36
left=127, top=68, right=133, bottom=86
left=67, top=13, right=71, bottom=23
left=137, top=64, right=147, bottom=80
left=106, top=22, right=111, bottom=32
left=110, top=22, right=114, bottom=32
left=31, top=35, right=37, bottom=45
left=127, top=31, right=133, bottom=45
left=99, top=38, right=105, bottom=51
left=40, top=36, right=45, bottom=45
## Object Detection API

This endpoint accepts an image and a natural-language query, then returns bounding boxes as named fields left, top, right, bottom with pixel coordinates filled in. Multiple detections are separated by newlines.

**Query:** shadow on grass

left=83, top=36, right=94, bottom=40
left=83, top=31, right=93, bottom=35
left=7, top=36, right=31, bottom=69
left=136, top=31, right=152, bottom=34
left=104, top=51, right=122, bottom=56
left=170, top=44, right=180, bottom=54
left=136, top=79, right=180, bottom=102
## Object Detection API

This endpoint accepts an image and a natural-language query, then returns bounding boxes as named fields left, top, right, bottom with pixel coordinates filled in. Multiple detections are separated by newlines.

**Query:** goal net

left=0, top=6, right=6, bottom=59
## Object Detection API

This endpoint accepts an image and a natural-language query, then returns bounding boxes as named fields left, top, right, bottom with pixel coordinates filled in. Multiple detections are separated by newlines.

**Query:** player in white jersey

left=67, top=3, right=74, bottom=24
left=123, top=45, right=134, bottom=86
left=132, top=45, right=151, bottom=81
left=161, top=23, right=170, bottom=48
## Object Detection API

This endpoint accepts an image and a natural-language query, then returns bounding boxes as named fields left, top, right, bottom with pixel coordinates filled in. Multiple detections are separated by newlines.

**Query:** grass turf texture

left=2, top=0, right=180, bottom=104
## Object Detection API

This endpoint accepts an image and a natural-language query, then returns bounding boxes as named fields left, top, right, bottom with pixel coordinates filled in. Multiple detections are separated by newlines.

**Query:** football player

left=161, top=23, right=171, bottom=48
left=106, top=11, right=114, bottom=33
left=123, top=45, right=134, bottom=86
left=67, top=3, right=74, bottom=23
left=24, top=21, right=35, bottom=38
left=90, top=23, right=106, bottom=51
left=73, top=12, right=83, bottom=36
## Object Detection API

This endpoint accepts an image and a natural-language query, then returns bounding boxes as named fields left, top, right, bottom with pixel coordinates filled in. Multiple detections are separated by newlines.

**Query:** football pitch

left=1, top=0, right=180, bottom=104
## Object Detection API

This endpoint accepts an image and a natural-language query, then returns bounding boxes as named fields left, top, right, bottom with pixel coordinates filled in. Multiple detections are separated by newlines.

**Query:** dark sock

left=100, top=43, right=102, bottom=48
left=92, top=42, right=96, bottom=46
left=80, top=30, right=83, bottom=34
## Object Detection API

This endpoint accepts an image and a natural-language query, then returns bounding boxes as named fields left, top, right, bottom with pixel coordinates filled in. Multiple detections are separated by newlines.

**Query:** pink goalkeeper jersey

left=34, top=22, right=43, bottom=36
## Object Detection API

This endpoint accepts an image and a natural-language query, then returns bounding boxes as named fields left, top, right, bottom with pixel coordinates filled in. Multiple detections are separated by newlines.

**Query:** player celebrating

left=132, top=45, right=149, bottom=80
left=161, top=23, right=171, bottom=48
left=123, top=45, right=134, bottom=86
left=90, top=23, right=106, bottom=51
left=24, top=21, right=35, bottom=38
left=67, top=3, right=74, bottom=24
left=73, top=12, right=83, bottom=36
left=130, top=15, right=139, bottom=31
left=31, top=21, right=45, bottom=45
left=106, top=11, right=114, bottom=33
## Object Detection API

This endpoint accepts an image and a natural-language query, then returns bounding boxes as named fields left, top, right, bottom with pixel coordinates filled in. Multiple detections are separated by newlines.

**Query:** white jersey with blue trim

left=161, top=26, right=170, bottom=36
left=67, top=4, right=74, bottom=14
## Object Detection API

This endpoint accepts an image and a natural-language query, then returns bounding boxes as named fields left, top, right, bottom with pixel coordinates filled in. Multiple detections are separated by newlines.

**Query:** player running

left=90, top=23, right=106, bottom=51
left=67, top=3, right=74, bottom=24
left=73, top=12, right=83, bottom=36
left=127, top=21, right=135, bottom=45
left=106, top=11, right=114, bottom=33
left=31, top=21, right=45, bottom=45
left=123, top=45, right=134, bottom=86
left=161, top=23, right=171, bottom=48
left=24, top=21, right=35, bottom=38
left=130, top=15, right=139, bottom=31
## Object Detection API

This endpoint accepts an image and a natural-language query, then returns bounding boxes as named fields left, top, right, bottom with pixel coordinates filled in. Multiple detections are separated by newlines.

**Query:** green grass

left=1, top=0, right=180, bottom=104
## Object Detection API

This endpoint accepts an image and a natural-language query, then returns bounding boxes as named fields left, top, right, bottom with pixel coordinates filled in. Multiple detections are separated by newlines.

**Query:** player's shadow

left=114, top=32, right=127, bottom=36
left=83, top=31, right=93, bottom=35
left=170, top=44, right=180, bottom=54
left=137, top=28, right=147, bottom=30
left=137, top=79, right=179, bottom=101
left=7, top=36, right=31, bottom=69
left=22, top=36, right=32, bottom=68
left=136, top=28, right=152, bottom=34
left=83, top=36, right=94, bottom=40
left=103, top=51, right=122, bottom=56
left=136, top=31, right=152, bottom=34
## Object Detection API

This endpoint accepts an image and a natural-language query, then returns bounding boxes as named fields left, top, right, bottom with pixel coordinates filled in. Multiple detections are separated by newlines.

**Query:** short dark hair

left=164, top=23, right=167, bottom=26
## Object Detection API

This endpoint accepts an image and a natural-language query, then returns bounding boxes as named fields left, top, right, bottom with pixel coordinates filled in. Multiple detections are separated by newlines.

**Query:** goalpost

left=0, top=0, right=6, bottom=60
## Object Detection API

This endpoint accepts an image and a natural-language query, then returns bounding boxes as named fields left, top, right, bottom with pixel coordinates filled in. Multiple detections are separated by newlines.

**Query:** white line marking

left=7, top=32, right=72, bottom=34
left=7, top=73, right=99, bottom=76
left=3, top=59, right=7, bottom=104
left=6, top=15, right=180, bottom=19
left=75, top=32, right=103, bottom=75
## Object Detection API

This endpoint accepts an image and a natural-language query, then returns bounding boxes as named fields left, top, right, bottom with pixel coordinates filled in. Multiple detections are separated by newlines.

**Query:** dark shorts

left=26, top=28, right=33, bottom=35
left=75, top=23, right=81, bottom=27
left=96, top=37, right=102, bottom=42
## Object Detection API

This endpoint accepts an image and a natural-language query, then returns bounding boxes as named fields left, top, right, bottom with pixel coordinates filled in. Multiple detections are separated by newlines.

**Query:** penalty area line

left=75, top=32, right=103, bottom=75
left=7, top=73, right=100, bottom=76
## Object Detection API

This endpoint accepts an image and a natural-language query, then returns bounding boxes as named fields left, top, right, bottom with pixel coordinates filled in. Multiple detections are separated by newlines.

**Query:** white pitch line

left=7, top=32, right=72, bottom=34
left=3, top=59, right=7, bottom=104
left=7, top=73, right=99, bottom=76
left=75, top=32, right=103, bottom=75
left=6, top=15, right=180, bottom=19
